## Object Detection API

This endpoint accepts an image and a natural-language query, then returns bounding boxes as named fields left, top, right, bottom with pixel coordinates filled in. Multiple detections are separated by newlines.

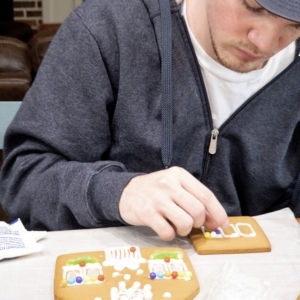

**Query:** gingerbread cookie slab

left=189, top=216, right=271, bottom=255
left=54, top=246, right=199, bottom=300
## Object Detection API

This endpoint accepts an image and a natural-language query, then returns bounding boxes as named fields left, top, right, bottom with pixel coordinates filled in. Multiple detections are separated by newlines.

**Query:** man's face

left=187, top=0, right=300, bottom=73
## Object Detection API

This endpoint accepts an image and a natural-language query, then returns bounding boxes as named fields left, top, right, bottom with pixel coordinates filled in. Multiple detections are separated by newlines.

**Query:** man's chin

left=218, top=58, right=266, bottom=73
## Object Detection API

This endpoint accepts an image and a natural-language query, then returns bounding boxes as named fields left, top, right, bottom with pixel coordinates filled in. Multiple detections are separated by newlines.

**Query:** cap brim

left=256, top=0, right=300, bottom=23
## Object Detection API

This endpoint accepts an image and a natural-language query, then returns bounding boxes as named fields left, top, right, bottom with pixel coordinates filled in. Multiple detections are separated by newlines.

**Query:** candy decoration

left=204, top=232, right=211, bottom=239
left=157, top=271, right=164, bottom=278
left=84, top=276, right=90, bottom=283
left=130, top=246, right=136, bottom=253
left=98, top=275, right=105, bottom=281
left=171, top=271, right=178, bottom=279
left=150, top=272, right=156, bottom=279
left=68, top=277, right=75, bottom=285
left=178, top=271, right=185, bottom=278
left=164, top=256, right=170, bottom=263
left=186, top=271, right=193, bottom=278
left=79, top=261, right=86, bottom=267
left=76, top=276, right=83, bottom=284
left=165, top=271, right=171, bottom=277
left=90, top=276, right=97, bottom=282
left=61, top=279, right=68, bottom=287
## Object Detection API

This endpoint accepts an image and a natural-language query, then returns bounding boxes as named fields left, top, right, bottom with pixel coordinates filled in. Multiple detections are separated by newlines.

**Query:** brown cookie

left=54, top=246, right=200, bottom=300
left=189, top=216, right=271, bottom=255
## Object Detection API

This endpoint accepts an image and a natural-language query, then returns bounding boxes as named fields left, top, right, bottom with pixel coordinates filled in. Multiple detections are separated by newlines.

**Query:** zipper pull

left=209, top=128, right=219, bottom=155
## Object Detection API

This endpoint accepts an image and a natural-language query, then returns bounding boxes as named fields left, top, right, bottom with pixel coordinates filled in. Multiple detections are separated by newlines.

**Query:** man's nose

left=247, top=23, right=283, bottom=55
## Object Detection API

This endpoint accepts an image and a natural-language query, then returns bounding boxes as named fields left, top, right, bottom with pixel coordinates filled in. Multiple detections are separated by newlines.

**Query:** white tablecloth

left=0, top=208, right=299, bottom=300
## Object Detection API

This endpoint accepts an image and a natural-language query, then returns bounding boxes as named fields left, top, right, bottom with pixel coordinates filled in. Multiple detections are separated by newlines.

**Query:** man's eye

left=242, top=0, right=262, bottom=13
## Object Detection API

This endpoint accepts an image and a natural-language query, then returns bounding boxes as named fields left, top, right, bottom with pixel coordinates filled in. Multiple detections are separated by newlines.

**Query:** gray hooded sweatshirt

left=0, top=0, right=300, bottom=231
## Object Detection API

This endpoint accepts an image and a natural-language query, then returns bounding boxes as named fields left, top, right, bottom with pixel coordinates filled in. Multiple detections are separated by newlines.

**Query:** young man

left=1, top=0, right=300, bottom=240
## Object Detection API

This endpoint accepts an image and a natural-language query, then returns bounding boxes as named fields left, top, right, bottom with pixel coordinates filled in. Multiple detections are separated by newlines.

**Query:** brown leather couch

left=0, top=25, right=60, bottom=101
left=0, top=26, right=59, bottom=221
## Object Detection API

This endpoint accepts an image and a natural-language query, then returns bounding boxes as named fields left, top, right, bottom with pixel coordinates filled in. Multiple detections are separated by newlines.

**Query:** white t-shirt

left=181, top=0, right=296, bottom=128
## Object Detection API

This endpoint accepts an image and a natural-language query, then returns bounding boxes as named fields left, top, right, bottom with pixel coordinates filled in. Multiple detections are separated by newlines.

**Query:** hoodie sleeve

left=0, top=11, right=140, bottom=231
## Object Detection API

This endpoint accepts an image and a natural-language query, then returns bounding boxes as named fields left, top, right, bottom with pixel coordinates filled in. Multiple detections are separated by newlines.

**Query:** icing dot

left=157, top=271, right=164, bottom=278
left=164, top=271, right=171, bottom=277
left=164, top=256, right=170, bottom=263
left=124, top=274, right=131, bottom=280
left=119, top=281, right=126, bottom=289
left=112, top=272, right=121, bottom=277
left=79, top=261, right=86, bottom=267
left=94, top=298, right=102, bottom=300
left=204, top=232, right=211, bottom=238
left=171, top=271, right=178, bottom=279
left=130, top=246, right=136, bottom=253
left=68, top=277, right=75, bottom=285
left=61, top=279, right=68, bottom=287
left=163, top=292, right=172, bottom=298
left=98, top=275, right=105, bottom=281
left=110, top=287, right=118, bottom=295
left=150, top=272, right=156, bottom=279
left=76, top=276, right=83, bottom=284
left=143, top=284, right=152, bottom=292
left=132, top=281, right=141, bottom=289
left=136, top=269, right=144, bottom=275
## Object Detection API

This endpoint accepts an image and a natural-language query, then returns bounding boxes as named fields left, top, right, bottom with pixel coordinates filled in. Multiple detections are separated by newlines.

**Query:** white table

left=1, top=208, right=300, bottom=300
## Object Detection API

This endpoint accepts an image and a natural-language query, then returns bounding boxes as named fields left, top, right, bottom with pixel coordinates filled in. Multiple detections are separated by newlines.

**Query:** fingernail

left=221, top=219, right=230, bottom=229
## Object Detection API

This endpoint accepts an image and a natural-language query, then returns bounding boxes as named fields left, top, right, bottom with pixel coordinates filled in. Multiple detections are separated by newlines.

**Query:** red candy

left=79, top=261, right=86, bottom=267
left=164, top=257, right=170, bottom=263
left=130, top=246, right=136, bottom=253
left=98, top=275, right=105, bottom=281
left=171, top=271, right=178, bottom=279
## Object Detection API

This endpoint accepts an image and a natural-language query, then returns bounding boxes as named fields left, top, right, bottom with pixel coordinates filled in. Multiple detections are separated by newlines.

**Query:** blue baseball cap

left=256, top=0, right=300, bottom=22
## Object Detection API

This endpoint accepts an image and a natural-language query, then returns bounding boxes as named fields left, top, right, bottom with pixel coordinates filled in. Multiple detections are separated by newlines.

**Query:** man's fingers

left=144, top=213, right=176, bottom=241
left=177, top=169, right=229, bottom=228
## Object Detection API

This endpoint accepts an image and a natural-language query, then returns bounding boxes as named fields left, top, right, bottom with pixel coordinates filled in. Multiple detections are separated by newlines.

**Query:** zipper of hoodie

left=179, top=14, right=215, bottom=182
left=179, top=14, right=300, bottom=184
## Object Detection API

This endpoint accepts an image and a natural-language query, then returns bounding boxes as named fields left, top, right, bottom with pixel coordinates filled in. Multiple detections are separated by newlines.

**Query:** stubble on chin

left=210, top=34, right=271, bottom=73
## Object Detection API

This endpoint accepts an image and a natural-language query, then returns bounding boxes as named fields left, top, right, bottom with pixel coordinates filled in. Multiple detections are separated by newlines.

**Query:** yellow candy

left=61, top=279, right=68, bottom=287
left=186, top=271, right=192, bottom=278
left=165, top=271, right=171, bottom=277
left=90, top=276, right=97, bottom=282
left=204, top=232, right=211, bottom=238
left=178, top=271, right=185, bottom=278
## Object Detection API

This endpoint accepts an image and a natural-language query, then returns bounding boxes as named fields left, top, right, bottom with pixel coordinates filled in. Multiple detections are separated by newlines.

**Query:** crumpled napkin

left=0, top=218, right=47, bottom=260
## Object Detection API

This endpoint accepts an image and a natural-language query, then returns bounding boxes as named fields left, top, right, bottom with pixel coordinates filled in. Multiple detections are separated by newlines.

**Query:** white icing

left=102, top=246, right=146, bottom=271
left=219, top=224, right=239, bottom=238
left=110, top=281, right=153, bottom=300
left=124, top=274, right=131, bottom=280
left=112, top=272, right=122, bottom=277
left=136, top=269, right=144, bottom=275
left=201, top=222, right=257, bottom=238
left=94, top=298, right=102, bottom=300
left=163, top=292, right=172, bottom=298
left=235, top=222, right=257, bottom=237
left=62, top=262, right=103, bottom=286
left=148, top=258, right=191, bottom=280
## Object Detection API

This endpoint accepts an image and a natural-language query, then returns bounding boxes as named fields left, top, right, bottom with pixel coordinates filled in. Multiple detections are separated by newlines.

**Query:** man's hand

left=119, top=166, right=229, bottom=241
